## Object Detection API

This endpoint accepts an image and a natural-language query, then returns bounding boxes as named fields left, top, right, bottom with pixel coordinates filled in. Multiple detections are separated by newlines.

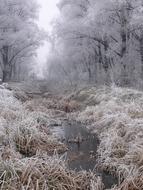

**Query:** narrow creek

left=51, top=121, right=118, bottom=189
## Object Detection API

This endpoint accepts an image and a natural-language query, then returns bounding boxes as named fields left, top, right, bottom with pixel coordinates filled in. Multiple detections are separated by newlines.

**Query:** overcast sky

left=36, top=0, right=59, bottom=78
left=38, top=0, right=59, bottom=31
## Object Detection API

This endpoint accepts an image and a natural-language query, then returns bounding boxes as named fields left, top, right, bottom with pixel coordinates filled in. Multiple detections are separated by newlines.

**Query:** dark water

left=64, top=123, right=99, bottom=171
left=51, top=121, right=118, bottom=189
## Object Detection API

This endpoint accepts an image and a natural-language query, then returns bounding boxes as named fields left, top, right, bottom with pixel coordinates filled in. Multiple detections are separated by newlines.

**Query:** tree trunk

left=3, top=65, right=11, bottom=82
left=140, top=33, right=143, bottom=79
left=103, top=39, right=109, bottom=72
left=120, top=7, right=128, bottom=86
left=88, top=67, right=92, bottom=82
left=98, top=43, right=103, bottom=70
left=2, top=46, right=11, bottom=82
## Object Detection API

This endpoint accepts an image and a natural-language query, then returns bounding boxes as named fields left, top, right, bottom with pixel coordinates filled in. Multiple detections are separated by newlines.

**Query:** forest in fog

left=47, top=0, right=143, bottom=89
left=0, top=0, right=45, bottom=82
left=1, top=0, right=143, bottom=90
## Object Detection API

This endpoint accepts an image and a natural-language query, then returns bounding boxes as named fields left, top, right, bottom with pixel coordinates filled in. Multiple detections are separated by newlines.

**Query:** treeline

left=48, top=0, right=143, bottom=88
left=0, top=0, right=43, bottom=82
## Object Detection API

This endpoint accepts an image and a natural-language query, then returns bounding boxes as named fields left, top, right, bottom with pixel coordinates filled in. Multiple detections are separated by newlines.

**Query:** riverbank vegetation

left=0, top=83, right=105, bottom=190
left=2, top=82, right=143, bottom=189
left=69, top=86, right=143, bottom=189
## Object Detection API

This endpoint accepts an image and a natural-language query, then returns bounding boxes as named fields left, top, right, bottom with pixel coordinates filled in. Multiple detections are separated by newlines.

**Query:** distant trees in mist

left=47, top=0, right=143, bottom=88
left=0, top=0, right=44, bottom=82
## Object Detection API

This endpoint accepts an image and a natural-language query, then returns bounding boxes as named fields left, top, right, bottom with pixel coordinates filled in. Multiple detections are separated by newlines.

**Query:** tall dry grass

left=0, top=84, right=104, bottom=190
left=0, top=154, right=104, bottom=190
left=74, top=86, right=143, bottom=189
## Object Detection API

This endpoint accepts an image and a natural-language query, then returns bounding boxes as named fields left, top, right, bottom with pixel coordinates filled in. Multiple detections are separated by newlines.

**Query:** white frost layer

left=76, top=86, right=143, bottom=179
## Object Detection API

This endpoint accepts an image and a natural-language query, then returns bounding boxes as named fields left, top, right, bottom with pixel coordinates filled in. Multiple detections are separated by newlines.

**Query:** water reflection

left=51, top=121, right=118, bottom=189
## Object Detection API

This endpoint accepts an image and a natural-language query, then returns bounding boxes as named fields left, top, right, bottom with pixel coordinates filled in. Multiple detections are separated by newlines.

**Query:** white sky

left=38, top=0, right=59, bottom=31
left=36, top=0, right=59, bottom=78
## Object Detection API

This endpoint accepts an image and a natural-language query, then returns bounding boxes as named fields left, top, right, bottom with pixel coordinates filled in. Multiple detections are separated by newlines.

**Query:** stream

left=51, top=121, right=118, bottom=189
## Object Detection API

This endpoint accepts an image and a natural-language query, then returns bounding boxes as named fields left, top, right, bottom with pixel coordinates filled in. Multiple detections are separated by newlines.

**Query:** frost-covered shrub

left=24, top=98, right=60, bottom=112
left=13, top=112, right=67, bottom=156
left=0, top=89, right=22, bottom=111
left=75, top=86, right=143, bottom=183
left=0, top=87, right=67, bottom=157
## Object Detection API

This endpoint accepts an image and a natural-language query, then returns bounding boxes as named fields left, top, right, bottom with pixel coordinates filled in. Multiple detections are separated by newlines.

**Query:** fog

left=36, top=0, right=59, bottom=78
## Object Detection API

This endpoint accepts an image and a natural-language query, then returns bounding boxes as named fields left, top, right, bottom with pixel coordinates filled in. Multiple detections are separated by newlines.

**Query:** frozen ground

left=1, top=82, right=143, bottom=189
left=70, top=86, right=143, bottom=189
left=0, top=83, right=103, bottom=190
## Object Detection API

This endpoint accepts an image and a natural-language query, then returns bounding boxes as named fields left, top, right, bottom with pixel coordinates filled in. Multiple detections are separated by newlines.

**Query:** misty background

left=36, top=0, right=59, bottom=79
left=0, top=0, right=143, bottom=91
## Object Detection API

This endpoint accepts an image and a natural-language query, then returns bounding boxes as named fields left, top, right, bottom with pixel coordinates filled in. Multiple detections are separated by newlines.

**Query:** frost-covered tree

left=0, top=0, right=43, bottom=82
left=48, top=0, right=143, bottom=88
